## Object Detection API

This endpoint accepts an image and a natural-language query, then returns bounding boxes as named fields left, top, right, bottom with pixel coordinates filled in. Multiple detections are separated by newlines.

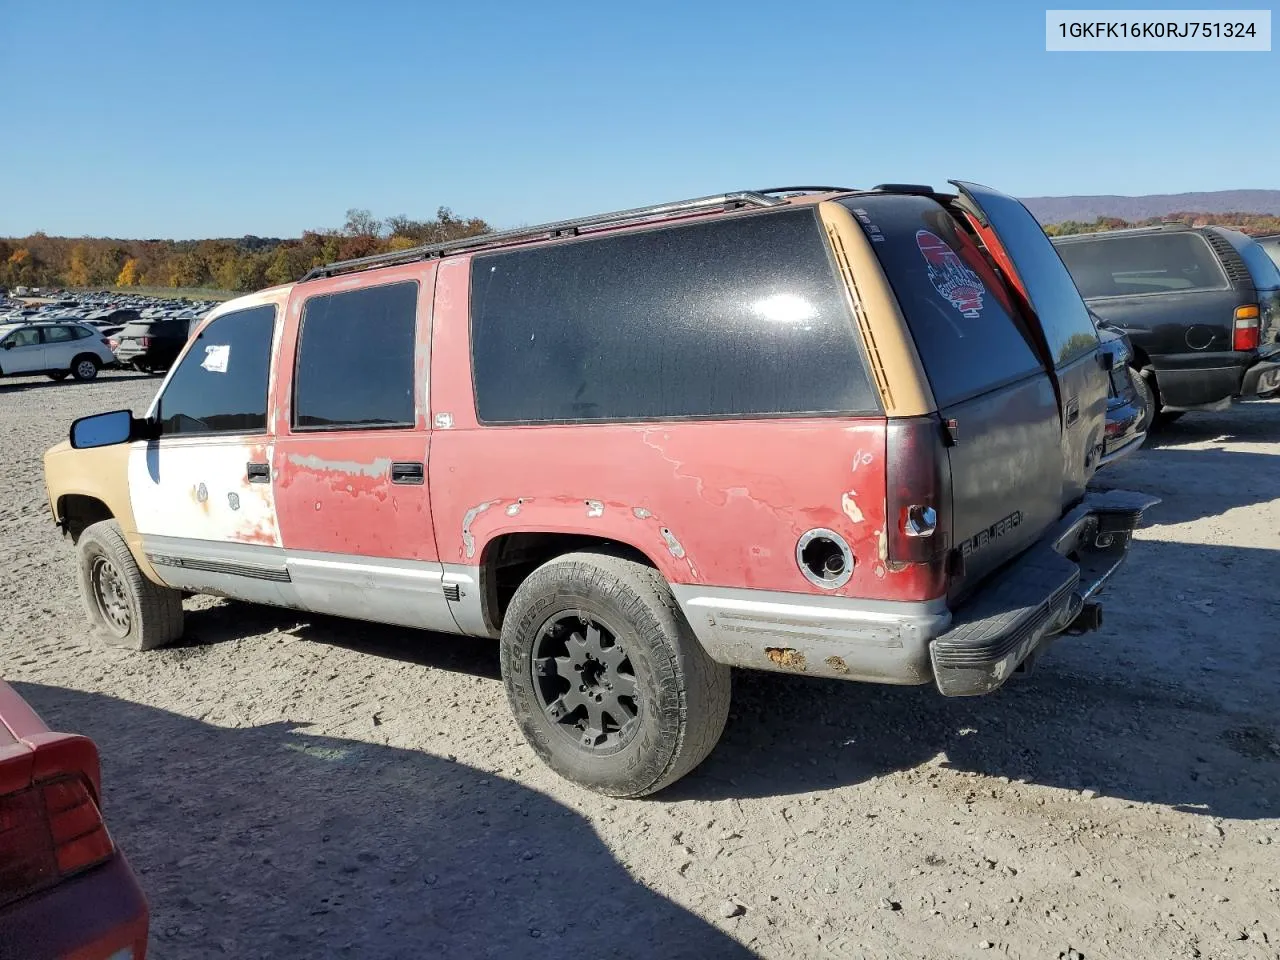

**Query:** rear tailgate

left=841, top=195, right=1064, bottom=596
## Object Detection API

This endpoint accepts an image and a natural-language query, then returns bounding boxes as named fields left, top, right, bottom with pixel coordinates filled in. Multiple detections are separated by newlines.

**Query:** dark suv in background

left=110, top=317, right=195, bottom=373
left=1053, top=223, right=1280, bottom=428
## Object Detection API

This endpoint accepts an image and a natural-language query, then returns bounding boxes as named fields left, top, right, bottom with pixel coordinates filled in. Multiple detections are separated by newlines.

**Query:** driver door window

left=153, top=305, right=276, bottom=435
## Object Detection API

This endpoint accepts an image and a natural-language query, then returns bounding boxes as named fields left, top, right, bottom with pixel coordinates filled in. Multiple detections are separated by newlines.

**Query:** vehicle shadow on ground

left=665, top=536, right=1280, bottom=820
left=172, top=600, right=502, bottom=681
left=1093, top=445, right=1279, bottom=526
left=0, top=371, right=152, bottom=395
left=13, top=682, right=753, bottom=960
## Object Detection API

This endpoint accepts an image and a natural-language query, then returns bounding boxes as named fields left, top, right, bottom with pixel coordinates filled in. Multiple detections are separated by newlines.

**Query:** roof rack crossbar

left=300, top=190, right=786, bottom=282
left=752, top=186, right=859, bottom=195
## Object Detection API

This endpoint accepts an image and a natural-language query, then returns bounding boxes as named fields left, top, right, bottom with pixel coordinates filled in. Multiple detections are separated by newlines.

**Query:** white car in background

left=0, top=321, right=116, bottom=382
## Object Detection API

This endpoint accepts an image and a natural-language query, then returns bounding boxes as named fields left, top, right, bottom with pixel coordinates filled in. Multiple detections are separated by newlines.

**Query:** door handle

left=1065, top=398, right=1080, bottom=427
left=390, top=461, right=425, bottom=485
left=246, top=462, right=270, bottom=483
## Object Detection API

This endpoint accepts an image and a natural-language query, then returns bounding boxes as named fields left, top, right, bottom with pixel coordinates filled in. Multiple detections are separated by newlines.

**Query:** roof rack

left=753, top=185, right=859, bottom=196
left=301, top=190, right=787, bottom=282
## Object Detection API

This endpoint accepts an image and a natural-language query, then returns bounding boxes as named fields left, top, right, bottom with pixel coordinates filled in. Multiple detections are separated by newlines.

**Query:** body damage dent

left=462, top=500, right=500, bottom=559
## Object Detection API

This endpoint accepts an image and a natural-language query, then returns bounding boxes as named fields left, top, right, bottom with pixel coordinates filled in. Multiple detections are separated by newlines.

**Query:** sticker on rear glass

left=916, top=230, right=985, bottom=318
left=200, top=344, right=230, bottom=373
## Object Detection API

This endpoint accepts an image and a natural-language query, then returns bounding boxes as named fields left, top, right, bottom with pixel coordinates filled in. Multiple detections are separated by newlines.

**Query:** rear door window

left=840, top=195, right=1043, bottom=406
left=293, top=281, right=418, bottom=430
left=42, top=325, right=76, bottom=343
left=1055, top=233, right=1228, bottom=298
left=470, top=208, right=877, bottom=423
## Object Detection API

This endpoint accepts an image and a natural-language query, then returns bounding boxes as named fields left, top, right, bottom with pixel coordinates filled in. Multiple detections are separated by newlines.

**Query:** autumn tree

left=116, top=258, right=140, bottom=287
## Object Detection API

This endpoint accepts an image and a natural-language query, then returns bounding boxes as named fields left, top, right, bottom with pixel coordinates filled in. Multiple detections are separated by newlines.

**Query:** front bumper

left=930, top=488, right=1159, bottom=697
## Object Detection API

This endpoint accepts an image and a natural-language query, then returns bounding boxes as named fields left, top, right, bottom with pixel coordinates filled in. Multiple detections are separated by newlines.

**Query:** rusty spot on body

left=765, top=647, right=806, bottom=671
left=659, top=527, right=685, bottom=559
left=824, top=655, right=850, bottom=674
left=841, top=492, right=864, bottom=524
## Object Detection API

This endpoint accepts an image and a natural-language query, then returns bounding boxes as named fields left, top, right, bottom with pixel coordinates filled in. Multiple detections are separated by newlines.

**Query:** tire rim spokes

left=92, top=556, right=130, bottom=635
left=78, top=360, right=95, bottom=378
left=533, top=612, right=639, bottom=751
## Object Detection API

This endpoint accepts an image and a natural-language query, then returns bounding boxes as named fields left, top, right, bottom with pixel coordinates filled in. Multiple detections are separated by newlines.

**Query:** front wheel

left=71, top=355, right=99, bottom=382
left=76, top=519, right=184, bottom=650
left=500, top=551, right=731, bottom=797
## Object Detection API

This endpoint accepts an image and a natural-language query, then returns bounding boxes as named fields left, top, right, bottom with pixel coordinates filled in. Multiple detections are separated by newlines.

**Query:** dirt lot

left=2, top=370, right=1278, bottom=960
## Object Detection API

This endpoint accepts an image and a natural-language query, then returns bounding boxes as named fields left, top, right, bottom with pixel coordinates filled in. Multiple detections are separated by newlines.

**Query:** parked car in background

left=1256, top=233, right=1280, bottom=270
left=110, top=317, right=194, bottom=373
left=0, top=680, right=149, bottom=960
left=1052, top=224, right=1280, bottom=424
left=0, top=321, right=116, bottom=381
left=1094, top=313, right=1149, bottom=457
left=45, top=182, right=1155, bottom=797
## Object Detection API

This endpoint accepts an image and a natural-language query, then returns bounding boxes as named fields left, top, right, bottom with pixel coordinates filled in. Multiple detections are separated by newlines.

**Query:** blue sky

left=1, top=0, right=1273, bottom=239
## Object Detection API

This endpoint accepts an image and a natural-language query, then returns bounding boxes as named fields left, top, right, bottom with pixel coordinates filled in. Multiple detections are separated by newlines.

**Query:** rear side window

left=42, top=325, right=75, bottom=343
left=470, top=208, right=877, bottom=423
left=1055, top=233, right=1228, bottom=298
left=155, top=305, right=276, bottom=436
left=842, top=195, right=1042, bottom=407
left=294, top=281, right=418, bottom=430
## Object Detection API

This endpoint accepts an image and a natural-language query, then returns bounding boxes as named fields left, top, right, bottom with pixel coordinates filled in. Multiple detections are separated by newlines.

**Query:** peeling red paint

left=269, top=262, right=440, bottom=562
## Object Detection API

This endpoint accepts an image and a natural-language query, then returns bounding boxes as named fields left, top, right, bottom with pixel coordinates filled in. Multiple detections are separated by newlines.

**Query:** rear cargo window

left=841, top=195, right=1042, bottom=407
left=469, top=208, right=877, bottom=423
left=1055, top=232, right=1228, bottom=298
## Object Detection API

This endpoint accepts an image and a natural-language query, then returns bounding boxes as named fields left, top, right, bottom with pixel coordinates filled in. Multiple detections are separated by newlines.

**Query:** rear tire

left=500, top=550, right=731, bottom=797
left=76, top=520, right=183, bottom=651
left=70, top=354, right=99, bottom=382
left=1130, top=366, right=1156, bottom=435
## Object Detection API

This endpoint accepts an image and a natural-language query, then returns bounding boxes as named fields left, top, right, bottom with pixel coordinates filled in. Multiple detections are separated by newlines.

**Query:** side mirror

left=2, top=341, right=13, bottom=350
left=70, top=410, right=137, bottom=449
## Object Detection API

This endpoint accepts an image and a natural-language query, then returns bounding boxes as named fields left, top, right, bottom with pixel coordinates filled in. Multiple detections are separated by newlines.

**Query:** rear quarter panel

left=428, top=256, right=926, bottom=601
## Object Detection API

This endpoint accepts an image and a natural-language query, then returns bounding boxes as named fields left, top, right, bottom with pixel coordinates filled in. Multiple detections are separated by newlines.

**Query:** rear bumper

left=0, top=852, right=149, bottom=960
left=930, top=489, right=1158, bottom=696
left=1240, top=357, right=1280, bottom=399
left=671, top=489, right=1158, bottom=693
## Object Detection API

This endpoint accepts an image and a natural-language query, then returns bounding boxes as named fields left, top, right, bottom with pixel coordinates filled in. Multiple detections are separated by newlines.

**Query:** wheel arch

left=475, top=529, right=667, bottom=635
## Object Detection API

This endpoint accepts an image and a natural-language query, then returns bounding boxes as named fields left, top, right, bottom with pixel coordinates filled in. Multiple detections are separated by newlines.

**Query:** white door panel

left=1, top=339, right=45, bottom=373
left=128, top=436, right=281, bottom=547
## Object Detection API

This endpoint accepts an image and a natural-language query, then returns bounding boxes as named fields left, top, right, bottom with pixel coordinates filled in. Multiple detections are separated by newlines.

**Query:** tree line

left=1043, top=212, right=1280, bottom=237
left=4, top=206, right=1278, bottom=295
left=0, top=207, right=491, bottom=293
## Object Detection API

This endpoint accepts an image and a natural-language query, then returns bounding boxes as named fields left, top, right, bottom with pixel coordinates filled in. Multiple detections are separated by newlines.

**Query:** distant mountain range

left=1020, top=190, right=1280, bottom=224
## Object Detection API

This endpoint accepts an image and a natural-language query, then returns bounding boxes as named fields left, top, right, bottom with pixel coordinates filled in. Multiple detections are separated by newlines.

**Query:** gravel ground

left=2, top=370, right=1278, bottom=960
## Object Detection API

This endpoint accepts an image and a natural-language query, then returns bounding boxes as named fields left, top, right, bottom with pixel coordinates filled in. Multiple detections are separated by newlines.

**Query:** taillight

left=100, top=338, right=112, bottom=348
left=108, top=338, right=119, bottom=350
left=885, top=417, right=952, bottom=596
left=139, top=336, right=152, bottom=348
left=1233, top=304, right=1260, bottom=351
left=0, top=776, right=113, bottom=909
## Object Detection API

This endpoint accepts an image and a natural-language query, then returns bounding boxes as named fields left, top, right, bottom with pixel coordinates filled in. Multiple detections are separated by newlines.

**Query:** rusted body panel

left=428, top=257, right=938, bottom=602
left=271, top=262, right=440, bottom=562
left=43, top=440, right=160, bottom=581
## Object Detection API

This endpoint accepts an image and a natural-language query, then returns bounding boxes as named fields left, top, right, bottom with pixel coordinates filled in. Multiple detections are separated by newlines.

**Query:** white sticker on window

left=201, top=344, right=230, bottom=373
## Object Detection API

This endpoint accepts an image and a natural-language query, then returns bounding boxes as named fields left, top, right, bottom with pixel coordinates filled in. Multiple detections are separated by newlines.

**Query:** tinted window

left=470, top=209, right=876, bottom=423
left=1055, top=233, right=1228, bottom=298
left=842, top=195, right=1042, bottom=406
left=294, top=281, right=418, bottom=429
left=155, top=305, right=276, bottom=436
left=951, top=185, right=1099, bottom=366
left=43, top=325, right=75, bottom=343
